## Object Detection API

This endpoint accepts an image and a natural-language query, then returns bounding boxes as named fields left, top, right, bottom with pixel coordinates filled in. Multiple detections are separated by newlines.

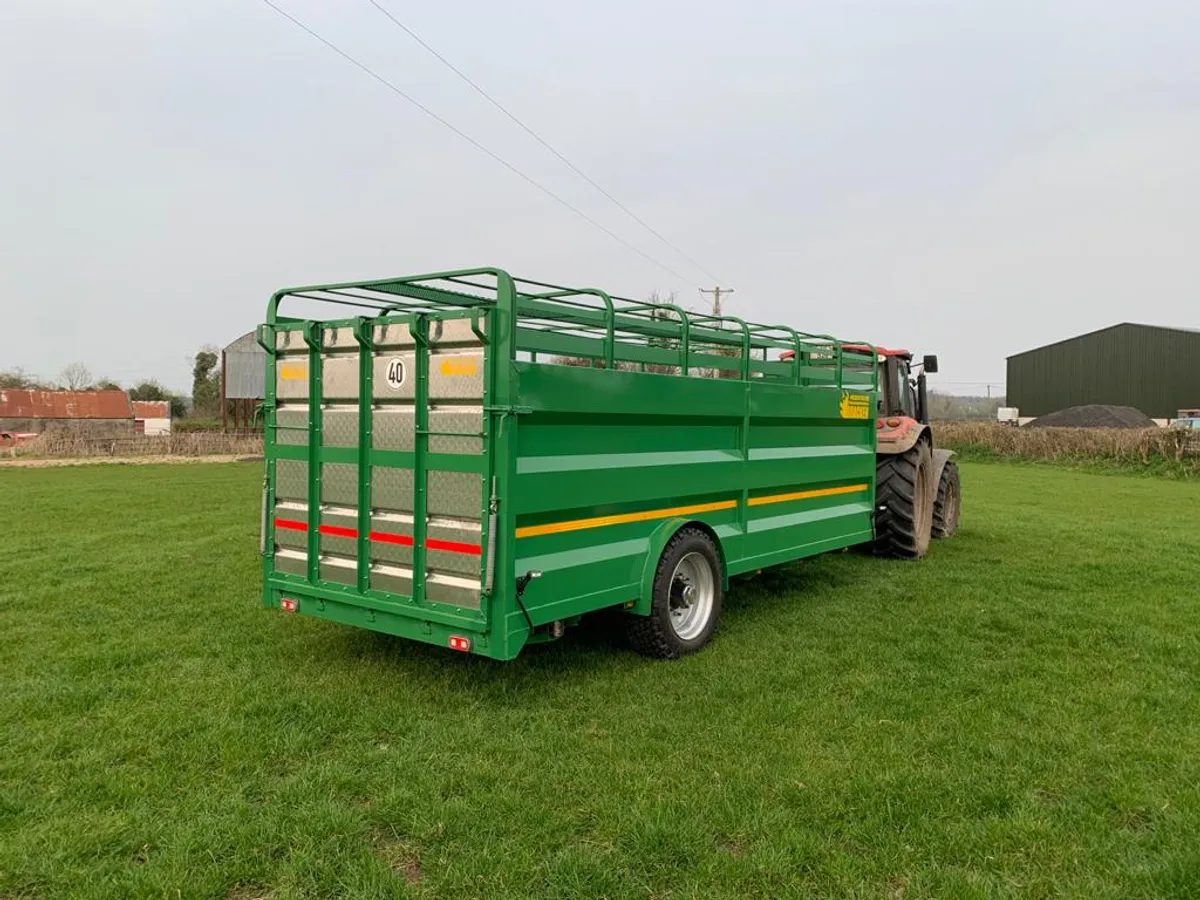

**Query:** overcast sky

left=2, top=0, right=1197, bottom=395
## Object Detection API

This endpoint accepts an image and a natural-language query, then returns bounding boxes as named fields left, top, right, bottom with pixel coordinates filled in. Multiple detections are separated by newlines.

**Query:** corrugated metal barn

left=0, top=389, right=135, bottom=439
left=1007, top=323, right=1200, bottom=418
left=222, top=330, right=266, bottom=431
left=223, top=331, right=266, bottom=400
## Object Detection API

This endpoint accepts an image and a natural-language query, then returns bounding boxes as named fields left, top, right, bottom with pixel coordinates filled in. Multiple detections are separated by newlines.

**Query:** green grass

left=2, top=462, right=1199, bottom=899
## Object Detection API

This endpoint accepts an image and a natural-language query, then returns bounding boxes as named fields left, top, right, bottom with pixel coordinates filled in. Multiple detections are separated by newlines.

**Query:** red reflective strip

left=276, top=521, right=479, bottom=555
left=369, top=530, right=415, bottom=547
left=426, top=537, right=482, bottom=556
left=366, top=531, right=480, bottom=556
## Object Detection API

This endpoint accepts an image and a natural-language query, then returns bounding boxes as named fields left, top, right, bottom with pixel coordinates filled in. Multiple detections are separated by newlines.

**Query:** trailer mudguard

left=630, top=518, right=730, bottom=616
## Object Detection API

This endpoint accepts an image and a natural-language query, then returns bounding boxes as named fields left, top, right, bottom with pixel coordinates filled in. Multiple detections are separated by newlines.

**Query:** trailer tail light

left=448, top=635, right=471, bottom=653
left=281, top=597, right=298, bottom=613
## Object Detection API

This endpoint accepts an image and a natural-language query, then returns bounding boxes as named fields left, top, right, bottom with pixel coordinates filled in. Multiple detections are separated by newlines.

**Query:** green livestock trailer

left=258, top=267, right=881, bottom=660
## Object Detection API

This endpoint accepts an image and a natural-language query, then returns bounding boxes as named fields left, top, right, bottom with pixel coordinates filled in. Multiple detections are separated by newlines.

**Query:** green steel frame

left=259, top=267, right=880, bottom=660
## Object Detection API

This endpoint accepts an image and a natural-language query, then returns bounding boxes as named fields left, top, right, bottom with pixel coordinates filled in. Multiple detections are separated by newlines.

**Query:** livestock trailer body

left=259, top=268, right=878, bottom=659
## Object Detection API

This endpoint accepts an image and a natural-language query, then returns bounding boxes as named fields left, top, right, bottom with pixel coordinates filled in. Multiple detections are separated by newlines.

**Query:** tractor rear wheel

left=874, top=441, right=934, bottom=559
left=932, top=461, right=960, bottom=539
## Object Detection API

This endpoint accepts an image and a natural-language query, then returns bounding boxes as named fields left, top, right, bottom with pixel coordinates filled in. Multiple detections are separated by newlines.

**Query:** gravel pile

left=1027, top=404, right=1156, bottom=429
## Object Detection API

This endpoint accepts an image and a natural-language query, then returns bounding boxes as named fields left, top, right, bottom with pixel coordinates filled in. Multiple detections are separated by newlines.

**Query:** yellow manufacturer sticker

left=439, top=356, right=479, bottom=377
left=839, top=392, right=871, bottom=419
left=279, top=362, right=308, bottom=381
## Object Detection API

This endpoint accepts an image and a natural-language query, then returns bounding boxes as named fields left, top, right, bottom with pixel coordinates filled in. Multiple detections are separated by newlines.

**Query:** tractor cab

left=860, top=346, right=939, bottom=426
left=850, top=346, right=938, bottom=455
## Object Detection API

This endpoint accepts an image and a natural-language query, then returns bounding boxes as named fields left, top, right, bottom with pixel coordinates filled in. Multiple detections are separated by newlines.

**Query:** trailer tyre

left=874, top=440, right=934, bottom=559
left=627, top=528, right=723, bottom=659
left=932, top=461, right=960, bottom=539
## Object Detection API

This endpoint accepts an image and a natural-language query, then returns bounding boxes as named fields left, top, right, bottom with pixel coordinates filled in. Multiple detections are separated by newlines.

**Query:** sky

left=1, top=0, right=1198, bottom=396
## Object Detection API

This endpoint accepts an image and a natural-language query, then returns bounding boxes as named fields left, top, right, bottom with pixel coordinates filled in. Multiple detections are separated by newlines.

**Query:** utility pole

left=699, top=286, right=734, bottom=317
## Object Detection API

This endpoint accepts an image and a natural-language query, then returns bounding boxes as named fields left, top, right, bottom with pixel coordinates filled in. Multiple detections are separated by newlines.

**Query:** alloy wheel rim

left=668, top=552, right=715, bottom=640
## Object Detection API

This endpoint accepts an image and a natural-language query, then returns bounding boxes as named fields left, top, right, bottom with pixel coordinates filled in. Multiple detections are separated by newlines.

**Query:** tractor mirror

left=922, top=354, right=939, bottom=374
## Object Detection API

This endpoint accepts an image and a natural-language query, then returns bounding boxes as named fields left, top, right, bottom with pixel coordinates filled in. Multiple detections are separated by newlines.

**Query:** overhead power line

left=365, top=0, right=723, bottom=286
left=259, top=0, right=691, bottom=284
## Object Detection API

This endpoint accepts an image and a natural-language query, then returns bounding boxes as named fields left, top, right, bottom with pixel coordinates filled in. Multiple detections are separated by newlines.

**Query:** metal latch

left=484, top=477, right=498, bottom=594
left=259, top=474, right=270, bottom=557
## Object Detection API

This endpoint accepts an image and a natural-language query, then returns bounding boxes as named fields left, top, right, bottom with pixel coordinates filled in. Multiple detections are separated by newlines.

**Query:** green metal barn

left=1006, top=323, right=1200, bottom=419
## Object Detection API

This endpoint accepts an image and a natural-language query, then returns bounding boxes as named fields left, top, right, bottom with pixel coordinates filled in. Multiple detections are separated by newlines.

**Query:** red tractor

left=782, top=345, right=960, bottom=559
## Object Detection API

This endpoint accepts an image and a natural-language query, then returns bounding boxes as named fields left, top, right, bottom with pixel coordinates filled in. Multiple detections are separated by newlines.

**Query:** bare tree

left=60, top=362, right=93, bottom=391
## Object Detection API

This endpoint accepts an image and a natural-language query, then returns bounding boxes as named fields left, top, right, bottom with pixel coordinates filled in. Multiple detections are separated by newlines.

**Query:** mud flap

left=931, top=447, right=956, bottom=487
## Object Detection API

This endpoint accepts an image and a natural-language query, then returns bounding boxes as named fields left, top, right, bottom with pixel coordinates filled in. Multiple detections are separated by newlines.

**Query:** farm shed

left=1007, top=323, right=1200, bottom=419
left=0, top=389, right=134, bottom=439
left=222, top=330, right=266, bottom=431
left=131, top=400, right=172, bottom=436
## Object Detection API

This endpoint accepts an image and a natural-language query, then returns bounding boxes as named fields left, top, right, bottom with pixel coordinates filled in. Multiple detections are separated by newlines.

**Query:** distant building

left=222, top=330, right=266, bottom=431
left=132, top=400, right=172, bottom=436
left=0, top=389, right=134, bottom=439
left=1007, top=323, right=1200, bottom=419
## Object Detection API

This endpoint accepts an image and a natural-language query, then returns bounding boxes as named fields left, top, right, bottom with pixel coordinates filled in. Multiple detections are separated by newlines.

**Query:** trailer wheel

left=627, top=528, right=723, bottom=659
left=932, top=461, right=960, bottom=539
left=874, top=440, right=934, bottom=559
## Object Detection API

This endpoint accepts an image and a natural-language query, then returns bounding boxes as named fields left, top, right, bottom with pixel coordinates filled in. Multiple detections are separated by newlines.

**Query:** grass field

left=2, top=462, right=1199, bottom=899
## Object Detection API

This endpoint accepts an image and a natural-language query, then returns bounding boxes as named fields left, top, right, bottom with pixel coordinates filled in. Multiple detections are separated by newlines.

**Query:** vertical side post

left=492, top=271, right=520, bottom=654
left=353, top=317, right=374, bottom=594
left=470, top=308, right=494, bottom=622
left=739, top=323, right=751, bottom=381
left=737, top=320, right=752, bottom=544
left=679, top=310, right=691, bottom=375
left=599, top=292, right=615, bottom=369
left=411, top=315, right=430, bottom=605
left=302, top=322, right=322, bottom=584
left=740, top=377, right=751, bottom=542
left=221, top=350, right=228, bottom=433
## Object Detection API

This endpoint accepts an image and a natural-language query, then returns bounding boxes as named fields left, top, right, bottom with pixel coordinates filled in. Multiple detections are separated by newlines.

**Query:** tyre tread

left=932, top=461, right=960, bottom=539
left=874, top=442, right=932, bottom=559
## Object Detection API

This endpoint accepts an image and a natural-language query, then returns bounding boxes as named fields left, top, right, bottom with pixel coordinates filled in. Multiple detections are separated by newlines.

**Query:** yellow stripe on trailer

left=516, top=484, right=870, bottom=539
left=516, top=499, right=737, bottom=539
left=748, top=483, right=869, bottom=508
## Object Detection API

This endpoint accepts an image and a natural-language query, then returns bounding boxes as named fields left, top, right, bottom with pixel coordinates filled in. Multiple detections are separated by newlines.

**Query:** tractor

left=867, top=347, right=959, bottom=558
